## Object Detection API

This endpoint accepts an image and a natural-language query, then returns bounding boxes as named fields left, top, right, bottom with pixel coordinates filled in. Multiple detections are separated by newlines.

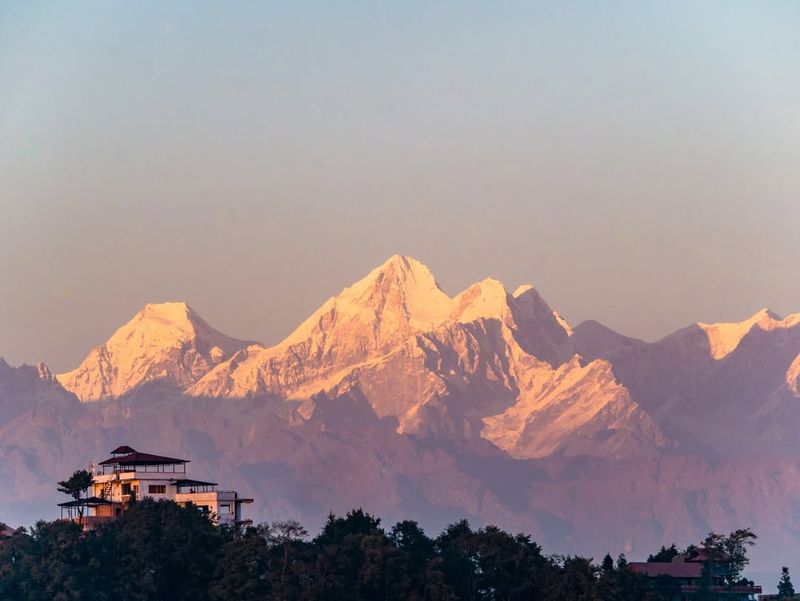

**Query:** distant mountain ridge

left=3, top=255, right=800, bottom=574
left=54, top=256, right=652, bottom=458
left=51, top=255, right=800, bottom=459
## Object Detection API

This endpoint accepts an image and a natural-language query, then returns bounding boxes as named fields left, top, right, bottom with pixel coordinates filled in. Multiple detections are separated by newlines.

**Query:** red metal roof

left=629, top=562, right=703, bottom=578
left=99, top=451, right=189, bottom=466
left=110, top=445, right=137, bottom=455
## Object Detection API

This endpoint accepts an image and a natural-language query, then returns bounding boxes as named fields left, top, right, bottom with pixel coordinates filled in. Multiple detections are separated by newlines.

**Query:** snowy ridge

left=189, top=256, right=573, bottom=401
left=482, top=355, right=664, bottom=459
left=787, top=354, right=800, bottom=397
left=698, top=308, right=800, bottom=360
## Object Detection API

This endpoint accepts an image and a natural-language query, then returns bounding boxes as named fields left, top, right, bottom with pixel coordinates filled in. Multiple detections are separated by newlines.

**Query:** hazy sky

left=1, top=1, right=799, bottom=372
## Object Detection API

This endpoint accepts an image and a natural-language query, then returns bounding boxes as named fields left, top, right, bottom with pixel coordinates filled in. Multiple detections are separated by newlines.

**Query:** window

left=220, top=504, right=230, bottom=514
left=121, top=483, right=132, bottom=495
left=148, top=485, right=166, bottom=495
left=197, top=505, right=210, bottom=515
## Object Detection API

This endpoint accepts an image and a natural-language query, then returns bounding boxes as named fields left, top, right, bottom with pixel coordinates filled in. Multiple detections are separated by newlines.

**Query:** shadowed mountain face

left=2, top=255, right=800, bottom=573
left=0, top=359, right=80, bottom=423
left=572, top=309, right=800, bottom=457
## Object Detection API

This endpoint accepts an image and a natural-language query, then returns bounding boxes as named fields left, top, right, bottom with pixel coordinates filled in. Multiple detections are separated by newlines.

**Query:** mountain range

left=2, top=255, right=799, bottom=574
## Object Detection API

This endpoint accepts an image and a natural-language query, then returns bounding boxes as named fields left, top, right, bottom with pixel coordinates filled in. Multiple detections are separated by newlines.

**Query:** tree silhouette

left=57, top=469, right=93, bottom=522
left=778, top=566, right=795, bottom=598
left=647, top=543, right=680, bottom=563
left=702, top=527, right=757, bottom=587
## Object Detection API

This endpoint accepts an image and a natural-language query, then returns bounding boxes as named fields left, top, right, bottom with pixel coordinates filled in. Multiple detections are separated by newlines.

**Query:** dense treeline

left=0, top=499, right=733, bottom=600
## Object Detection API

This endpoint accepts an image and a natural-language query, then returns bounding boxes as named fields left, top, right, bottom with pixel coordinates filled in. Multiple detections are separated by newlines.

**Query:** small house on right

left=629, top=550, right=762, bottom=600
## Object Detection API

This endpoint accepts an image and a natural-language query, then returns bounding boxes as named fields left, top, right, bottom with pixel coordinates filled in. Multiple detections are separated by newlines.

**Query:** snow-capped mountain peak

left=451, top=278, right=512, bottom=324
left=697, top=307, right=796, bottom=359
left=280, top=255, right=452, bottom=349
left=56, top=302, right=251, bottom=401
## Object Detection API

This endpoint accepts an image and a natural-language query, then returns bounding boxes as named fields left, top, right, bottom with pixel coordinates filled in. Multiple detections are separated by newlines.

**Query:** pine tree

left=778, top=566, right=795, bottom=598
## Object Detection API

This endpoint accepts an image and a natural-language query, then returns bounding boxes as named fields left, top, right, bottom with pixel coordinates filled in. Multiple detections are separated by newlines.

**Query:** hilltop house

left=58, top=446, right=252, bottom=529
left=629, top=551, right=762, bottom=600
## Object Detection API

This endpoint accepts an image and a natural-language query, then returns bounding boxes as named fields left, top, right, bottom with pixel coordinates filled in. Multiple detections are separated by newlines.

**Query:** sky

left=1, top=1, right=799, bottom=372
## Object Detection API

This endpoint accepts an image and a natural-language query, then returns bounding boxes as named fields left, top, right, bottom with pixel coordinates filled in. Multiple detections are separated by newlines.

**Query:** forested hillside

left=0, top=499, right=766, bottom=601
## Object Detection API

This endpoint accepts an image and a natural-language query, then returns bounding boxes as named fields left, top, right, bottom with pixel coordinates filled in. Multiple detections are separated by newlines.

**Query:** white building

left=59, top=445, right=252, bottom=529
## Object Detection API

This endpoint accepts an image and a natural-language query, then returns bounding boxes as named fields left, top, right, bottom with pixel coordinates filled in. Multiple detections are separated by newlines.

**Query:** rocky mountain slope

left=2, top=255, right=799, bottom=574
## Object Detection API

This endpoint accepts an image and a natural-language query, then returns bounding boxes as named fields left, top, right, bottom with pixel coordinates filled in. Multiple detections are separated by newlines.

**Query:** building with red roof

left=59, top=446, right=252, bottom=529
left=629, top=552, right=762, bottom=600
left=0, top=522, right=15, bottom=538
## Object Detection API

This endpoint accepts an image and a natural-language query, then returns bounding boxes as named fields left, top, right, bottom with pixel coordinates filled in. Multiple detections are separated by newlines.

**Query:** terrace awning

left=171, top=479, right=218, bottom=488
left=57, top=496, right=114, bottom=508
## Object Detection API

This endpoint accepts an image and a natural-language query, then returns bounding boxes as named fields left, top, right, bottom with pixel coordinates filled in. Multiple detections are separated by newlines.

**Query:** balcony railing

left=99, top=464, right=186, bottom=474
left=678, top=585, right=762, bottom=593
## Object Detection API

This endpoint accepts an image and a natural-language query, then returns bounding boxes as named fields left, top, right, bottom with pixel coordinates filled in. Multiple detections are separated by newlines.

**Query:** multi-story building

left=58, top=445, right=252, bottom=529
left=629, top=551, right=762, bottom=600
